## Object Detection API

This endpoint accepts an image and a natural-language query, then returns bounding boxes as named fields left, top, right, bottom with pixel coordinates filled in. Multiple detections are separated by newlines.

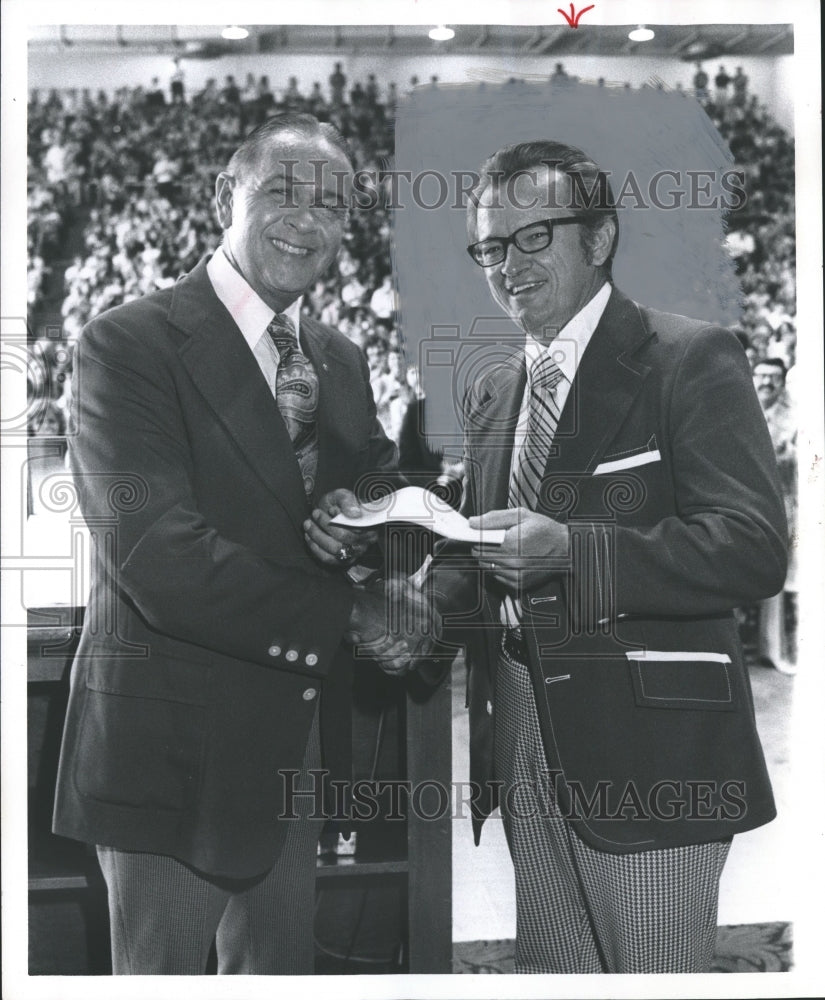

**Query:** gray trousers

left=494, top=644, right=731, bottom=974
left=96, top=707, right=323, bottom=975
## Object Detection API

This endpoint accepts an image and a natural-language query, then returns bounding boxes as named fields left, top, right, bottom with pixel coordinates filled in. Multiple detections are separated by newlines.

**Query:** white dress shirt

left=206, top=246, right=304, bottom=399
left=509, top=281, right=612, bottom=482
left=503, top=281, right=612, bottom=629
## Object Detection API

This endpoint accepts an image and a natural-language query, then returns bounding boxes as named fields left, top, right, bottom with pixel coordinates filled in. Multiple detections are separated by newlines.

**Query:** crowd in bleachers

left=26, top=63, right=796, bottom=454
left=693, top=64, right=798, bottom=671
left=26, top=68, right=417, bottom=443
left=695, top=64, right=797, bottom=386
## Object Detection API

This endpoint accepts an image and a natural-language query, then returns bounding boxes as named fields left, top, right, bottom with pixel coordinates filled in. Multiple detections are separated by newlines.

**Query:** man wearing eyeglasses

left=430, top=140, right=787, bottom=973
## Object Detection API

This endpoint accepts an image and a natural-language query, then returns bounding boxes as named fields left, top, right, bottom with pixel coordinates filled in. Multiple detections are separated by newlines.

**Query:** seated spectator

left=151, top=149, right=180, bottom=200
left=195, top=78, right=219, bottom=108
left=365, top=336, right=403, bottom=437
left=27, top=249, right=48, bottom=310
left=383, top=348, right=409, bottom=442
left=146, top=77, right=166, bottom=112
left=240, top=72, right=258, bottom=107
left=341, top=271, right=367, bottom=307
left=753, top=358, right=797, bottom=674
left=369, top=273, right=396, bottom=320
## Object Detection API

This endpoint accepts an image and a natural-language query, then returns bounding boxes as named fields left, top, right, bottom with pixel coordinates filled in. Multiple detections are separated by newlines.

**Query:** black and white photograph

left=2, top=1, right=823, bottom=997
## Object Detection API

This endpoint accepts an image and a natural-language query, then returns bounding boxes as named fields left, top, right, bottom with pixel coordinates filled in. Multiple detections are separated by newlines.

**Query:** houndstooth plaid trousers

left=494, top=641, right=731, bottom=974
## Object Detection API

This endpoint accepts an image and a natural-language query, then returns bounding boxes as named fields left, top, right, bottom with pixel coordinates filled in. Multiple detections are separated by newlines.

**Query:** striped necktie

left=509, top=353, right=565, bottom=511
left=266, top=313, right=319, bottom=499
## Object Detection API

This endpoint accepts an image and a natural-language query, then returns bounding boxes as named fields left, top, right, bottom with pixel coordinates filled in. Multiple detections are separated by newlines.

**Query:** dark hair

left=226, top=113, right=354, bottom=181
left=467, top=140, right=619, bottom=275
left=755, top=356, right=787, bottom=378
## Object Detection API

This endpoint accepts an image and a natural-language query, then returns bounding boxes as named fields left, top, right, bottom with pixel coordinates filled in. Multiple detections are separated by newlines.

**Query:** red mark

left=557, top=3, right=595, bottom=27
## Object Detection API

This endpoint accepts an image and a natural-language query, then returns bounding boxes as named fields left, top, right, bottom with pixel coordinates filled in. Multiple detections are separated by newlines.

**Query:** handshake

left=302, top=487, right=445, bottom=677
left=345, top=571, right=443, bottom=677
left=304, top=483, right=570, bottom=676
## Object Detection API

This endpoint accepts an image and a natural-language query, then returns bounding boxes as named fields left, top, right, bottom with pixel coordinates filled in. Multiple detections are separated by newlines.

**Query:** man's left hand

left=469, top=507, right=570, bottom=594
left=304, top=489, right=378, bottom=567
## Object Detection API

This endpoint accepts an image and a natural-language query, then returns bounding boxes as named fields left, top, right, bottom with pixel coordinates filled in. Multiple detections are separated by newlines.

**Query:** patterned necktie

left=509, top=353, right=565, bottom=511
left=266, top=313, right=319, bottom=499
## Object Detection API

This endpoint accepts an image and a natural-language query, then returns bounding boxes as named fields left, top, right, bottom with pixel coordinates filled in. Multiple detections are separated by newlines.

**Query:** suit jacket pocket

left=626, top=650, right=735, bottom=712
left=84, top=654, right=211, bottom=704
left=592, top=435, right=661, bottom=475
left=73, top=657, right=208, bottom=810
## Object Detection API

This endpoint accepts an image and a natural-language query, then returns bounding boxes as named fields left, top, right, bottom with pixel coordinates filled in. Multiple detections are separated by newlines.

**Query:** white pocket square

left=593, top=449, right=661, bottom=475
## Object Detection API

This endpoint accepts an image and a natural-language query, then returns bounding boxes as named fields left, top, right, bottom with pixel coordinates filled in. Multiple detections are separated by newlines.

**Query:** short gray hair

left=226, top=113, right=354, bottom=180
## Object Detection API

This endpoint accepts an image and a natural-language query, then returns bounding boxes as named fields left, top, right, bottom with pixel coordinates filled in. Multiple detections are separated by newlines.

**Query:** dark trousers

left=96, top=707, right=323, bottom=974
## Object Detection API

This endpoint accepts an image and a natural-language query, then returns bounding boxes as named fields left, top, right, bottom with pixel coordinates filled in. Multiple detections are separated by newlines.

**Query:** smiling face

left=216, top=131, right=351, bottom=312
left=474, top=166, right=614, bottom=342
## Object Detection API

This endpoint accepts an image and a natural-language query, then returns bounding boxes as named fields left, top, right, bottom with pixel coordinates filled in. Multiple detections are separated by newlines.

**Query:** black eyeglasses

left=467, top=217, right=582, bottom=267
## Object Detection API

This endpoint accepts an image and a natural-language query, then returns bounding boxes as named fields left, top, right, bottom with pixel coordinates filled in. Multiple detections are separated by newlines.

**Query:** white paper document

left=330, top=486, right=505, bottom=545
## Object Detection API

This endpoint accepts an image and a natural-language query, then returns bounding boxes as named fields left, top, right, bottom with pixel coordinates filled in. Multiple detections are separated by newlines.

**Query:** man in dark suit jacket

left=52, top=114, right=406, bottom=974
left=430, top=140, right=787, bottom=973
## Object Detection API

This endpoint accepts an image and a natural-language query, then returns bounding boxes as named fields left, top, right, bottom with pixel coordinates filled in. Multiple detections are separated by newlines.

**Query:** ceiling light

left=628, top=26, right=655, bottom=42
left=428, top=25, right=455, bottom=42
left=221, top=25, right=249, bottom=41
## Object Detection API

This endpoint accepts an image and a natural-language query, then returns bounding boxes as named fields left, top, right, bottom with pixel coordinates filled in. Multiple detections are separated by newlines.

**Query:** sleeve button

left=268, top=645, right=282, bottom=657
left=285, top=649, right=299, bottom=662
left=486, top=700, right=493, bottom=715
left=305, top=653, right=318, bottom=667
left=302, top=687, right=317, bottom=701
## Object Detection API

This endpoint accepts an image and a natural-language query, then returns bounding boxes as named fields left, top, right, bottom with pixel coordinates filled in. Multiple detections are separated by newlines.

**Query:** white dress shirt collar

left=206, top=245, right=303, bottom=351
left=524, top=282, right=612, bottom=384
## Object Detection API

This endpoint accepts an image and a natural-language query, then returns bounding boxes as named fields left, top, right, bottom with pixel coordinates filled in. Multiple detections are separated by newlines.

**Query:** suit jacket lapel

left=171, top=260, right=309, bottom=531
left=541, top=290, right=654, bottom=497
left=466, top=350, right=526, bottom=513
